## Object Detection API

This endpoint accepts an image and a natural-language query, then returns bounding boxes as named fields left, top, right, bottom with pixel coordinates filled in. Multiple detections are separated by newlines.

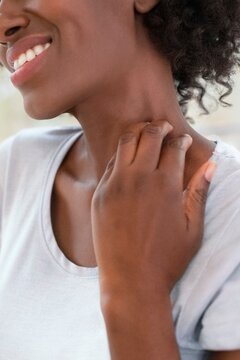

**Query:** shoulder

left=172, top=140, right=240, bottom=350
left=206, top=140, right=240, bottom=219
left=0, top=125, right=82, bottom=166
left=0, top=125, right=83, bottom=187
left=190, top=140, right=240, bottom=282
left=0, top=125, right=82, bottom=156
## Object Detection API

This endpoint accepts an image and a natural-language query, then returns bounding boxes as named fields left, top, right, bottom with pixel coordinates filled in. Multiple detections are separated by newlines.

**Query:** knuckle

left=119, top=132, right=137, bottom=145
left=142, top=120, right=172, bottom=137
left=157, top=170, right=170, bottom=186
left=154, top=174, right=179, bottom=198
left=132, top=172, right=149, bottom=192
left=112, top=181, right=129, bottom=196
left=167, top=137, right=188, bottom=151
left=151, top=119, right=172, bottom=128
left=143, top=123, right=163, bottom=136
left=157, top=168, right=178, bottom=185
left=190, top=188, right=207, bottom=205
left=154, top=120, right=173, bottom=134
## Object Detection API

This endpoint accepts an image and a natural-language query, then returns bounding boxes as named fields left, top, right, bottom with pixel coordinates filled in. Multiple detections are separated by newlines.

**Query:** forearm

left=101, top=289, right=180, bottom=360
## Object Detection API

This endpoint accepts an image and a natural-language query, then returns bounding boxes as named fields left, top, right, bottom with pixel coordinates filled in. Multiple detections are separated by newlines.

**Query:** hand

left=91, top=120, right=216, bottom=303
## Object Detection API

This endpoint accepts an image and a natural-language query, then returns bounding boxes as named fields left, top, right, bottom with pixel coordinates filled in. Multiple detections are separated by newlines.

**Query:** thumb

left=183, top=160, right=217, bottom=227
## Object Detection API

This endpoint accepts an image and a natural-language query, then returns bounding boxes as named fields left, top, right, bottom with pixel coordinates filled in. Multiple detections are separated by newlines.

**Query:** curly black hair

left=142, top=0, right=240, bottom=118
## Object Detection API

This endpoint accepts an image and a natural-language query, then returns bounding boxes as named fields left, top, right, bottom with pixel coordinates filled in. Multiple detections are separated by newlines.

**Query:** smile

left=10, top=39, right=52, bottom=88
left=13, top=42, right=52, bottom=71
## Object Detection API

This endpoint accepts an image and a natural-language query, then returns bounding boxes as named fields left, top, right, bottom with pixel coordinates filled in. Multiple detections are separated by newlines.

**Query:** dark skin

left=0, top=0, right=239, bottom=358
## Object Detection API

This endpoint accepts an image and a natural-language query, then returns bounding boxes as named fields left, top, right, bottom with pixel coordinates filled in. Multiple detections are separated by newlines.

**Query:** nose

left=0, top=2, right=30, bottom=46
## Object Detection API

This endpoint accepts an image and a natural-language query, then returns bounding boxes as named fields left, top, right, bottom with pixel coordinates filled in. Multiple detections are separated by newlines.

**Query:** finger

left=114, top=122, right=151, bottom=169
left=156, top=134, right=193, bottom=191
left=183, top=161, right=217, bottom=232
left=132, top=120, right=173, bottom=172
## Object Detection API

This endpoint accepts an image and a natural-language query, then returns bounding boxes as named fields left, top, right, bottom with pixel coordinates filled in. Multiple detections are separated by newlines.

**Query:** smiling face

left=0, top=0, right=141, bottom=119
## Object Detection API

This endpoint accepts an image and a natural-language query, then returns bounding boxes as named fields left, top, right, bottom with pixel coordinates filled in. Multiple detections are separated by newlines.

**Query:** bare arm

left=91, top=120, right=215, bottom=359
left=101, top=290, right=180, bottom=360
left=211, top=351, right=240, bottom=360
left=102, top=291, right=240, bottom=360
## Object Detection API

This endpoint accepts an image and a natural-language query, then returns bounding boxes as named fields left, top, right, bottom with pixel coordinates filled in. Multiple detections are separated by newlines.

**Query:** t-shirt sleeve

left=199, top=261, right=240, bottom=351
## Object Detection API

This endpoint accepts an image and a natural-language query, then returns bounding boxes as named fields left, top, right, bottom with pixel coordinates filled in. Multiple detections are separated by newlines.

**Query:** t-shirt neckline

left=40, top=126, right=221, bottom=278
left=41, top=126, right=99, bottom=278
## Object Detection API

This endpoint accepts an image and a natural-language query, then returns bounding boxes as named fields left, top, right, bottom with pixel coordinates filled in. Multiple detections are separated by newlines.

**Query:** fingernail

left=182, top=134, right=193, bottom=145
left=204, top=161, right=217, bottom=183
left=183, top=133, right=192, bottom=139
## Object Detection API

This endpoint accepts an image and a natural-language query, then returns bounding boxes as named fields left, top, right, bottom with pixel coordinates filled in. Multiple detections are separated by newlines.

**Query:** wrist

left=100, top=284, right=171, bottom=320
left=99, top=274, right=174, bottom=321
left=100, top=283, right=180, bottom=360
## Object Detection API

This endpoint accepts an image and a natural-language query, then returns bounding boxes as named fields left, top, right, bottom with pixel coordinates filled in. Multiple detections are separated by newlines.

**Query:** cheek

left=57, top=1, right=136, bottom=74
left=20, top=1, right=137, bottom=119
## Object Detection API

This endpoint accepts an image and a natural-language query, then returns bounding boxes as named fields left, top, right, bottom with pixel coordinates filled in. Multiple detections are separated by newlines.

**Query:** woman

left=0, top=0, right=240, bottom=359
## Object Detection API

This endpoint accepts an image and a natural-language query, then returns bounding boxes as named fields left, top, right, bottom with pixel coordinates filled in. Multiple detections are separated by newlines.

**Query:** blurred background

left=1, top=67, right=240, bottom=148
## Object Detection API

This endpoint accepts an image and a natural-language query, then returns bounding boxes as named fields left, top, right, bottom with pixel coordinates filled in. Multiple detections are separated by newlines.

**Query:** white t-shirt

left=0, top=125, right=240, bottom=360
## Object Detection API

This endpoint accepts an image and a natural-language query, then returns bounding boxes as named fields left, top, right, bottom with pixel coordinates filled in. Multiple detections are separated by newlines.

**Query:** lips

left=6, top=34, right=52, bottom=70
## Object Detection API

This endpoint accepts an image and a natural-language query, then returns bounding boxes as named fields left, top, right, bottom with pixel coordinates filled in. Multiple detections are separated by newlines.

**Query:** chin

left=23, top=96, right=65, bottom=120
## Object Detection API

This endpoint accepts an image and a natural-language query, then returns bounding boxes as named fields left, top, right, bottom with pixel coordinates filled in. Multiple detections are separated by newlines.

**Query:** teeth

left=13, top=60, right=19, bottom=71
left=13, top=41, right=51, bottom=71
left=18, top=53, right=27, bottom=67
left=33, top=44, right=45, bottom=56
left=26, top=49, right=36, bottom=62
left=44, top=43, right=51, bottom=50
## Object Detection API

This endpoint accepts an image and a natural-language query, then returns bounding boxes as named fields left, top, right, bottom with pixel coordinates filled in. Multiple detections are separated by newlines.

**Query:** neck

left=68, top=43, right=215, bottom=186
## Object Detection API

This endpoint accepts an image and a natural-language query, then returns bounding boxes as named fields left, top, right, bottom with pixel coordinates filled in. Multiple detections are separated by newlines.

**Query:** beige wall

left=1, top=68, right=240, bottom=148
